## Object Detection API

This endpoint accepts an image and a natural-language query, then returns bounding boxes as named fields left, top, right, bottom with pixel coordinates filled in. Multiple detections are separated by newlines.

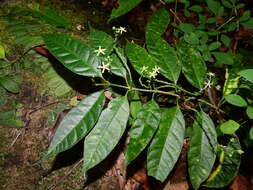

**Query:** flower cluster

left=141, top=66, right=160, bottom=79
left=112, top=26, right=127, bottom=36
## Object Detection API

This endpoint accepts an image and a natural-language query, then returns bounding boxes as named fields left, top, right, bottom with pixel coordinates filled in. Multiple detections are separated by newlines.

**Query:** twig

left=169, top=9, right=182, bottom=23
left=47, top=159, right=84, bottom=190
left=197, top=98, right=225, bottom=114
left=9, top=130, right=22, bottom=147
left=216, top=17, right=235, bottom=31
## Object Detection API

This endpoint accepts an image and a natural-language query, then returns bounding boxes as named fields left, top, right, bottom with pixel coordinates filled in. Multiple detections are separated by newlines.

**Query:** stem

left=216, top=17, right=235, bottom=31
left=197, top=98, right=225, bottom=114
left=154, top=79, right=200, bottom=96
left=95, top=82, right=180, bottom=97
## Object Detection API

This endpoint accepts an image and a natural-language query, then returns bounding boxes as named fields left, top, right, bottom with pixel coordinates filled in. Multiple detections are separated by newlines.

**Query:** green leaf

left=208, top=41, right=221, bottom=51
left=223, top=68, right=239, bottom=96
left=42, top=34, right=101, bottom=77
left=206, top=0, right=221, bottom=15
left=238, top=69, right=253, bottom=83
left=125, top=100, right=161, bottom=166
left=204, top=137, right=241, bottom=188
left=82, top=96, right=129, bottom=173
left=110, top=53, right=127, bottom=78
left=239, top=10, right=250, bottom=22
left=207, top=17, right=217, bottom=24
left=221, top=0, right=232, bottom=8
left=212, top=52, right=234, bottom=65
left=147, top=106, right=185, bottom=182
left=0, top=110, right=15, bottom=120
left=249, top=128, right=253, bottom=140
left=178, top=43, right=207, bottom=89
left=0, top=76, right=19, bottom=93
left=129, top=91, right=142, bottom=118
left=220, top=120, right=240, bottom=134
left=0, top=119, right=25, bottom=127
left=188, top=111, right=217, bottom=190
left=89, top=25, right=114, bottom=56
left=109, top=0, right=143, bottom=21
left=146, top=8, right=170, bottom=37
left=125, top=41, right=156, bottom=78
left=242, top=17, right=253, bottom=29
left=189, top=5, right=203, bottom=13
left=0, top=45, right=5, bottom=59
left=46, top=91, right=105, bottom=157
left=146, top=35, right=181, bottom=83
left=220, top=34, right=231, bottom=47
left=225, top=94, right=247, bottom=107
left=183, top=32, right=199, bottom=45
left=246, top=106, right=253, bottom=119
left=31, top=7, right=70, bottom=29
left=179, top=23, right=195, bottom=33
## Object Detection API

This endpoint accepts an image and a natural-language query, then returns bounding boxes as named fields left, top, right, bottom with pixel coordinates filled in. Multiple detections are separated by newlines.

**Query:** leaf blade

left=82, top=96, right=129, bottom=173
left=42, top=33, right=101, bottom=77
left=125, top=100, right=161, bottom=166
left=46, top=91, right=105, bottom=157
left=147, top=106, right=185, bottom=182
left=188, top=111, right=217, bottom=190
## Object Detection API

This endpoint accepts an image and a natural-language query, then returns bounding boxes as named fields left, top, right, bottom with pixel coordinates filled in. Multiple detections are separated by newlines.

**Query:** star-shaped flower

left=97, top=62, right=110, bottom=73
left=117, top=26, right=127, bottom=34
left=141, top=66, right=148, bottom=73
left=94, top=46, right=106, bottom=56
left=152, top=66, right=160, bottom=74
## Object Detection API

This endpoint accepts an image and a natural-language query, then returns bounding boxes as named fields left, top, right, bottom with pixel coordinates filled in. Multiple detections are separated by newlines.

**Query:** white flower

left=94, top=46, right=106, bottom=56
left=113, top=26, right=127, bottom=35
left=141, top=66, right=148, bottom=73
left=117, top=26, right=127, bottom=34
left=148, top=66, right=160, bottom=78
left=97, top=62, right=110, bottom=73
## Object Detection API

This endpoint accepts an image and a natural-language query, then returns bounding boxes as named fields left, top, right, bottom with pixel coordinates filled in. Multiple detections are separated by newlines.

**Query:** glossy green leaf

left=209, top=41, right=221, bottom=51
left=146, top=8, right=170, bottom=37
left=146, top=35, right=181, bottom=83
left=110, top=53, right=127, bottom=78
left=109, top=0, right=143, bottom=21
left=225, top=94, right=247, bottom=107
left=246, top=106, right=253, bottom=119
left=42, top=34, right=101, bottom=77
left=0, top=76, right=19, bottom=93
left=46, top=91, right=105, bottom=157
left=129, top=91, right=142, bottom=118
left=204, top=137, right=241, bottom=188
left=0, top=45, right=5, bottom=59
left=178, top=43, right=207, bottom=89
left=147, top=106, right=185, bottom=182
left=220, top=120, right=240, bottom=135
left=31, top=7, right=70, bottom=29
left=125, top=100, right=161, bottom=166
left=212, top=52, right=234, bottom=65
left=238, top=69, right=253, bottom=83
left=82, top=96, right=129, bottom=173
left=89, top=25, right=114, bottom=56
left=125, top=41, right=156, bottom=78
left=188, top=111, right=217, bottom=190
